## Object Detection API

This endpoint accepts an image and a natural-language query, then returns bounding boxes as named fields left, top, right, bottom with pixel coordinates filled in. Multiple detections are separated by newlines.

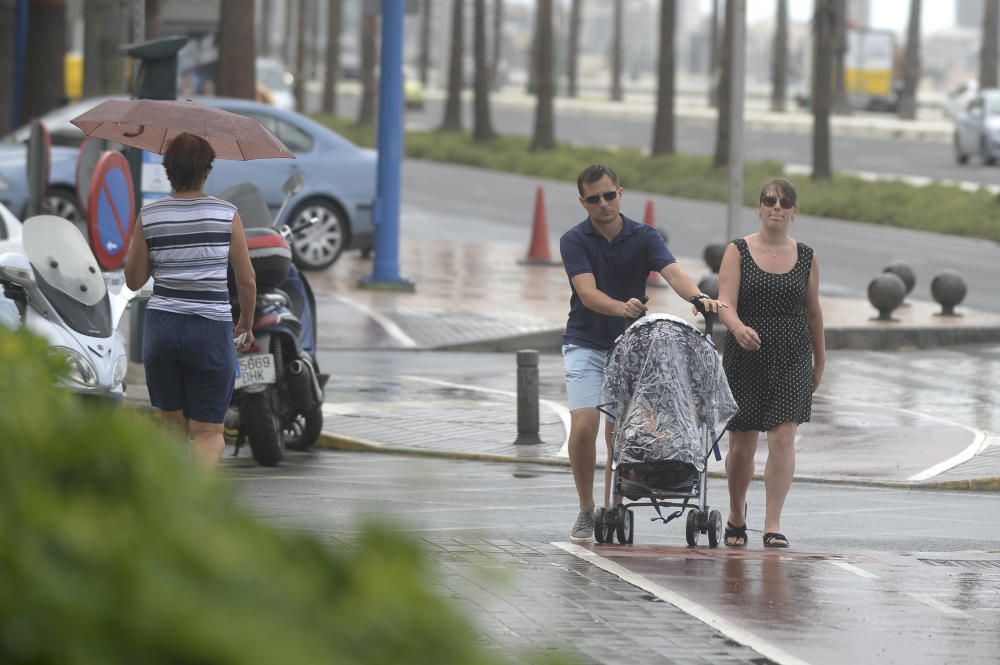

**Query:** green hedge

left=315, top=114, right=1000, bottom=242
left=0, top=329, right=570, bottom=665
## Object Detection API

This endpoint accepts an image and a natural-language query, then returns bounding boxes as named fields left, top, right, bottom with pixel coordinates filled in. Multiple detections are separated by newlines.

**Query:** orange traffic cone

left=644, top=200, right=666, bottom=288
left=520, top=186, right=561, bottom=266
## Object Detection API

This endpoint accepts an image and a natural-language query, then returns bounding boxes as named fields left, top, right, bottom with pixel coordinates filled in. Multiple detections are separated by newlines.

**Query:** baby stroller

left=596, top=305, right=738, bottom=546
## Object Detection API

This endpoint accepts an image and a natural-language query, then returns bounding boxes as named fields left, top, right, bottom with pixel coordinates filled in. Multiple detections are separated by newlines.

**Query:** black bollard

left=513, top=349, right=544, bottom=445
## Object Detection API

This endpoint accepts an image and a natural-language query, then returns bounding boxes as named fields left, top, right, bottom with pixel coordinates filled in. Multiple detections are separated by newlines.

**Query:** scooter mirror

left=282, top=174, right=304, bottom=198
left=0, top=252, right=35, bottom=288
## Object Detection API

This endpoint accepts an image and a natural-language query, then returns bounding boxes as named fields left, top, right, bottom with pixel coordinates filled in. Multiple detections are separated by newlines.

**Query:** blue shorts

left=143, top=308, right=236, bottom=424
left=562, top=344, right=610, bottom=412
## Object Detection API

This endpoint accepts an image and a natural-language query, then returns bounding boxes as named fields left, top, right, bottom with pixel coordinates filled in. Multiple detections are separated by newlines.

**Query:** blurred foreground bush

left=316, top=113, right=1000, bottom=242
left=0, top=329, right=560, bottom=665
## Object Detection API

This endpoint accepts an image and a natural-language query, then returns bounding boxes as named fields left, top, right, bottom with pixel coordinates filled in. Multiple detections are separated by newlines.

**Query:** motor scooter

left=0, top=214, right=132, bottom=402
left=221, top=176, right=327, bottom=466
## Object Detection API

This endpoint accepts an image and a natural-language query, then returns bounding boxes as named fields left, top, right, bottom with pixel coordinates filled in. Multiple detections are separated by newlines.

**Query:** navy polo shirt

left=560, top=214, right=676, bottom=350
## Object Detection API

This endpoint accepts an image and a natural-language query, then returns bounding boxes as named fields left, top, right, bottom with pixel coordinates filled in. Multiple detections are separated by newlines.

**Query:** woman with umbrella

left=123, top=132, right=256, bottom=468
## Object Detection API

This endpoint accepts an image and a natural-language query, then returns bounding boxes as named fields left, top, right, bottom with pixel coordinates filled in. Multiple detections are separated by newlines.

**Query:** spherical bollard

left=868, top=273, right=906, bottom=321
left=883, top=262, right=916, bottom=296
left=930, top=270, right=967, bottom=316
left=703, top=243, right=727, bottom=273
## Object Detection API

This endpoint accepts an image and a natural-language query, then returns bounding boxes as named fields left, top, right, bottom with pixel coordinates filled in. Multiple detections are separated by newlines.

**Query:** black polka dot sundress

left=723, top=237, right=814, bottom=432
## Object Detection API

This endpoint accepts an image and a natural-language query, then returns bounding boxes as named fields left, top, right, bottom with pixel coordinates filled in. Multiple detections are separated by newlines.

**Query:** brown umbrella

left=69, top=99, right=294, bottom=160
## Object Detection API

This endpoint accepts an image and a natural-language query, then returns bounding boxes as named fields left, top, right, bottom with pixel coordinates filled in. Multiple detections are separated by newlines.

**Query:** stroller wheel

left=685, top=509, right=700, bottom=547
left=594, top=507, right=611, bottom=544
left=707, top=510, right=723, bottom=548
left=615, top=508, right=634, bottom=545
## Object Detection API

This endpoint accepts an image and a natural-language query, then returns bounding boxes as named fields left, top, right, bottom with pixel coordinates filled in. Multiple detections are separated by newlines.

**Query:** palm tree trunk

left=473, top=0, right=495, bottom=141
left=981, top=0, right=999, bottom=89
left=897, top=0, right=921, bottom=120
left=610, top=0, right=623, bottom=101
left=357, top=10, right=378, bottom=126
left=294, top=0, right=307, bottom=111
left=322, top=0, right=341, bottom=114
left=831, top=0, right=850, bottom=114
left=651, top=0, right=675, bottom=156
left=490, top=0, right=503, bottom=90
left=708, top=0, right=719, bottom=107
left=218, top=0, right=255, bottom=100
left=441, top=0, right=464, bottom=131
left=770, top=0, right=787, bottom=112
left=145, top=0, right=162, bottom=39
left=712, top=0, right=733, bottom=168
left=531, top=0, right=555, bottom=150
left=0, top=0, right=15, bottom=134
left=285, top=0, right=297, bottom=68
left=83, top=0, right=122, bottom=98
left=566, top=0, right=581, bottom=98
left=812, top=0, right=834, bottom=180
left=418, top=0, right=431, bottom=86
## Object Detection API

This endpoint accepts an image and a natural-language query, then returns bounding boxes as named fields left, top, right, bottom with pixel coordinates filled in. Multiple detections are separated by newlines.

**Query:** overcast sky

left=721, top=1, right=958, bottom=37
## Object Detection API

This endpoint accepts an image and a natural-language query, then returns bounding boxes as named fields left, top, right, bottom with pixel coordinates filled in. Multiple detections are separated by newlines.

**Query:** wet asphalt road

left=224, top=451, right=1000, bottom=665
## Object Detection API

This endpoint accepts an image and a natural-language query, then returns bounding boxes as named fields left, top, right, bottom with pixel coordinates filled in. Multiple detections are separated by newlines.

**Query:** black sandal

left=724, top=521, right=747, bottom=547
left=763, top=532, right=789, bottom=548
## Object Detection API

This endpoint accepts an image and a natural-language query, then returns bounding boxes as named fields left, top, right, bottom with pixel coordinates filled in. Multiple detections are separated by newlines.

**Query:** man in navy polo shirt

left=560, top=164, right=725, bottom=543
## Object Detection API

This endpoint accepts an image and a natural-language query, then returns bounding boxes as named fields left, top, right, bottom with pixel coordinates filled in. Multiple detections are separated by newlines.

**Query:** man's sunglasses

left=584, top=190, right=619, bottom=205
left=761, top=194, right=794, bottom=209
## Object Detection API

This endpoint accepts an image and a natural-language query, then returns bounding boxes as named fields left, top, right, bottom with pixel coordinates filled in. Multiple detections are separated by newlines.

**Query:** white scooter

left=0, top=214, right=133, bottom=403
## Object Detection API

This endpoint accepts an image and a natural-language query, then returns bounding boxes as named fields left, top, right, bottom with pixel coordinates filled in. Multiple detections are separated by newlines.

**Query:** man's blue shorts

left=562, top=343, right=610, bottom=412
left=143, top=308, right=236, bottom=424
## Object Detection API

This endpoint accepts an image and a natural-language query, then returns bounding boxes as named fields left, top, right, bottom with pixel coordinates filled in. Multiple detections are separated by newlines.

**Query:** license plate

left=234, top=353, right=276, bottom=388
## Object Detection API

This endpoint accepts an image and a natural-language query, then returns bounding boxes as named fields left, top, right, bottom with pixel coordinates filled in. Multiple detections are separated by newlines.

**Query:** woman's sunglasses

left=584, top=190, right=619, bottom=205
left=761, top=194, right=794, bottom=209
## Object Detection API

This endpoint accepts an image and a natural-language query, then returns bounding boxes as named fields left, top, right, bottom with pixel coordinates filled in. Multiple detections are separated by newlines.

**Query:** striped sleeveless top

left=141, top=196, right=236, bottom=322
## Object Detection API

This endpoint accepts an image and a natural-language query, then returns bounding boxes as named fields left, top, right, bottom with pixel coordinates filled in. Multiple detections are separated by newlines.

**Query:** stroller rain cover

left=603, top=313, right=738, bottom=472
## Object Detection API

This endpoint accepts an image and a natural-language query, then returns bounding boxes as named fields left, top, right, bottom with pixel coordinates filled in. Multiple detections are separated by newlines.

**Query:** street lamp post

left=360, top=0, right=414, bottom=292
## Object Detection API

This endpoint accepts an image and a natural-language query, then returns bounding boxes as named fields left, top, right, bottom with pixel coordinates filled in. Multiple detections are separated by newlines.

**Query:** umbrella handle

left=122, top=125, right=146, bottom=138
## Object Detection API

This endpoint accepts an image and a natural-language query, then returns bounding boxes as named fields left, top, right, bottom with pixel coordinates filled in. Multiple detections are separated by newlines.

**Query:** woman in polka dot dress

left=717, top=178, right=825, bottom=549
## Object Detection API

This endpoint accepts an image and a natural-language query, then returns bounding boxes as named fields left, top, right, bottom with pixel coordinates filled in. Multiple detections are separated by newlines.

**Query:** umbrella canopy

left=69, top=99, right=294, bottom=161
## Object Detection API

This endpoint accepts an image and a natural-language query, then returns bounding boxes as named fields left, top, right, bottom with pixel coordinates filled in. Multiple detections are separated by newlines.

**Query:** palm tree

left=357, top=10, right=378, bottom=127
left=490, top=0, right=504, bottom=90
left=651, top=0, right=675, bottom=155
left=294, top=0, right=307, bottom=111
left=981, top=0, right=999, bottom=89
left=322, top=0, right=341, bottom=114
left=218, top=0, right=255, bottom=99
left=441, top=0, right=465, bottom=131
left=83, top=0, right=123, bottom=98
left=832, top=0, right=850, bottom=115
left=712, top=0, right=733, bottom=168
left=812, top=0, right=835, bottom=180
left=610, top=0, right=623, bottom=101
left=708, top=0, right=720, bottom=107
left=145, top=0, right=162, bottom=39
left=897, top=0, right=921, bottom=120
left=770, top=0, right=787, bottom=112
left=473, top=0, right=495, bottom=141
left=419, top=0, right=431, bottom=86
left=566, top=0, right=582, bottom=98
left=531, top=0, right=555, bottom=150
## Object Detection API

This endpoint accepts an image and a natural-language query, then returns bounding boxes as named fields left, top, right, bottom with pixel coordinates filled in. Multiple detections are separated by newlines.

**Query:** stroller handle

left=690, top=296, right=714, bottom=339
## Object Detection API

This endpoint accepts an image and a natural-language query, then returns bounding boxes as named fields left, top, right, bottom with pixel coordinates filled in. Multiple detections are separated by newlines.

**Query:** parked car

left=953, top=88, right=1000, bottom=166
left=0, top=96, right=376, bottom=270
left=946, top=80, right=978, bottom=120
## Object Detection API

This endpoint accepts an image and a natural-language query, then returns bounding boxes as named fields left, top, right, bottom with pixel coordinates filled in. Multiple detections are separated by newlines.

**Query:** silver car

left=954, top=88, right=1000, bottom=166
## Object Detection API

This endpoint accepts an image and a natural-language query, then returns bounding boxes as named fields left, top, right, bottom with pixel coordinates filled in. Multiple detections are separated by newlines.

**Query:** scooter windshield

left=23, top=215, right=111, bottom=338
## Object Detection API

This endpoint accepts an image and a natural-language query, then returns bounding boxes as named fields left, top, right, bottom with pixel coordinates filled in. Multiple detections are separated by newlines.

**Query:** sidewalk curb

left=318, top=431, right=998, bottom=491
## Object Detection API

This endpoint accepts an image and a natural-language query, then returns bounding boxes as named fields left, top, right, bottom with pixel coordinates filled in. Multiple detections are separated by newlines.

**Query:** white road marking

left=829, top=561, right=880, bottom=579
left=906, top=592, right=968, bottom=617
left=332, top=295, right=418, bottom=347
left=400, top=375, right=571, bottom=455
left=553, top=542, right=814, bottom=665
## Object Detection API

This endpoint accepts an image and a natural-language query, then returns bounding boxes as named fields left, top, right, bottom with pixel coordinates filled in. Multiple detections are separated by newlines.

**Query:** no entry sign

left=86, top=151, right=135, bottom=271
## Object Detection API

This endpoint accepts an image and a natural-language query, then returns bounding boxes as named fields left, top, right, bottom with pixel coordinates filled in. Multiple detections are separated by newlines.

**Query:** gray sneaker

left=570, top=507, right=596, bottom=543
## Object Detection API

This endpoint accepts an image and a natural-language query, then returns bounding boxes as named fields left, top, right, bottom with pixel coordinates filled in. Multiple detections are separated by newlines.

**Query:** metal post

left=360, top=0, right=414, bottom=292
left=513, top=349, right=543, bottom=445
left=12, top=0, right=29, bottom=128
left=725, top=0, right=746, bottom=243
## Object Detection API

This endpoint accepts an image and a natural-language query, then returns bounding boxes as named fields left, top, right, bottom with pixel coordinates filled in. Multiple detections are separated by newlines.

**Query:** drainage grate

left=919, top=559, right=1000, bottom=569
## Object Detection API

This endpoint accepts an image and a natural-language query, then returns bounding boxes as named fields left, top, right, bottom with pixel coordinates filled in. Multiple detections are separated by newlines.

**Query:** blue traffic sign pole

left=12, top=0, right=29, bottom=128
left=360, top=0, right=414, bottom=291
